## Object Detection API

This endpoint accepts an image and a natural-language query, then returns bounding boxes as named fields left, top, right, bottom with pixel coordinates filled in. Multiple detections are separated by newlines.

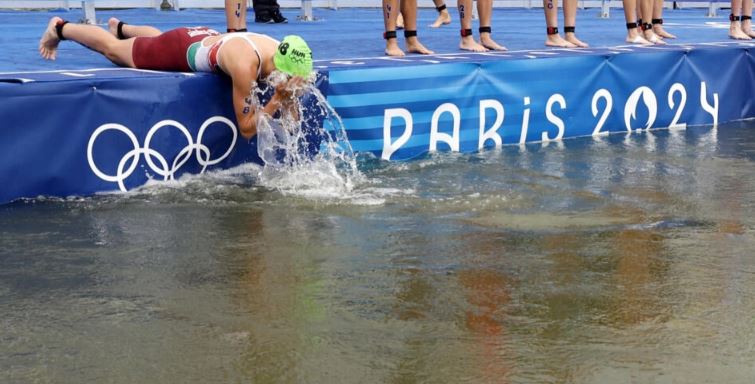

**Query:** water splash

left=253, top=72, right=365, bottom=201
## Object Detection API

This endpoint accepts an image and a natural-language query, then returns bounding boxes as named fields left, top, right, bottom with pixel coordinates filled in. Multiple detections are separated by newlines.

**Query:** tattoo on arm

left=246, top=79, right=261, bottom=115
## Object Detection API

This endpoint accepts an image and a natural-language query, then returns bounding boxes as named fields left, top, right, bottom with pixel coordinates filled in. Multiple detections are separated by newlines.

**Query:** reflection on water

left=1, top=123, right=755, bottom=383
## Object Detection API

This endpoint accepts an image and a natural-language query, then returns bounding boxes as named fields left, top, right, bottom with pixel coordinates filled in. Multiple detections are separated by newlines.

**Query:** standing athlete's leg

left=225, top=0, right=248, bottom=31
left=402, top=0, right=434, bottom=54
left=477, top=0, right=506, bottom=50
left=563, top=0, right=588, bottom=47
left=383, top=0, right=404, bottom=56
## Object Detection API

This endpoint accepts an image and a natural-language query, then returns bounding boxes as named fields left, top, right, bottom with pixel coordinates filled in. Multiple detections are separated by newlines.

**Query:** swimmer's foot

left=729, top=22, right=751, bottom=40
left=654, top=25, right=676, bottom=39
left=385, top=39, right=405, bottom=56
left=460, top=36, right=488, bottom=52
left=39, top=16, right=64, bottom=60
left=480, top=36, right=507, bottom=51
left=108, top=17, right=127, bottom=39
left=643, top=30, right=667, bottom=45
left=407, top=37, right=434, bottom=54
left=565, top=32, right=589, bottom=48
left=626, top=32, right=652, bottom=45
left=741, top=19, right=755, bottom=38
left=545, top=33, right=577, bottom=48
left=430, top=9, right=451, bottom=28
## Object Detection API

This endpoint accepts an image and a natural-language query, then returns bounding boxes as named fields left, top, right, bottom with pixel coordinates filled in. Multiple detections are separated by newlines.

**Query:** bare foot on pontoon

left=741, top=20, right=755, bottom=38
left=108, top=17, right=122, bottom=38
left=545, top=34, right=577, bottom=48
left=653, top=25, right=676, bottom=39
left=385, top=39, right=405, bottom=56
left=39, top=16, right=63, bottom=60
left=407, top=38, right=434, bottom=54
left=626, top=31, right=652, bottom=45
left=729, top=23, right=751, bottom=40
left=430, top=9, right=451, bottom=28
left=460, top=36, right=488, bottom=52
left=643, top=30, right=667, bottom=45
left=565, top=33, right=589, bottom=48
left=480, top=35, right=507, bottom=51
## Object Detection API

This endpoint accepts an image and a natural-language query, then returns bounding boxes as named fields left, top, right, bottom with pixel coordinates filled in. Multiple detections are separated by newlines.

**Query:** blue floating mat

left=1, top=7, right=753, bottom=203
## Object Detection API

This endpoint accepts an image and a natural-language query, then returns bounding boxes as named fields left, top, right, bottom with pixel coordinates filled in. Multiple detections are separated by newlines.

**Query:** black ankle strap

left=384, top=30, right=397, bottom=40
left=743, top=15, right=752, bottom=21
left=730, top=14, right=741, bottom=21
left=436, top=4, right=447, bottom=12
left=404, top=30, right=417, bottom=38
left=637, top=18, right=643, bottom=26
left=626, top=22, right=637, bottom=30
left=564, top=26, right=575, bottom=33
left=547, top=26, right=558, bottom=35
left=651, top=18, right=663, bottom=25
left=117, top=21, right=127, bottom=40
left=641, top=22, right=653, bottom=31
left=460, top=28, right=473, bottom=37
left=55, top=20, right=69, bottom=40
left=227, top=28, right=247, bottom=32
left=479, top=26, right=491, bottom=34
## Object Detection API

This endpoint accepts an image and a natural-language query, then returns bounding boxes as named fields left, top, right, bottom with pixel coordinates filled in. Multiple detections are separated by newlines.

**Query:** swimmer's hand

left=270, top=76, right=307, bottom=128
left=273, top=76, right=307, bottom=100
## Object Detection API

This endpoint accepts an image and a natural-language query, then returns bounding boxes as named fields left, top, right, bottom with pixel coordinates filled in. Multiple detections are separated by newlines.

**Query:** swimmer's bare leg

left=639, top=0, right=666, bottom=44
left=543, top=0, right=576, bottom=47
left=402, top=0, right=434, bottom=54
left=563, top=0, right=588, bottom=47
left=649, top=0, right=675, bottom=38
left=477, top=0, right=506, bottom=50
left=40, top=17, right=136, bottom=67
left=622, top=0, right=652, bottom=45
left=383, top=0, right=405, bottom=56
left=225, top=0, right=248, bottom=31
left=459, top=0, right=487, bottom=51
left=107, top=18, right=161, bottom=39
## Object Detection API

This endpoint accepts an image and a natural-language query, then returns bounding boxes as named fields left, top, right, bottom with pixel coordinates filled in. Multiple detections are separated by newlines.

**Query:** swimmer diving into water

left=38, top=17, right=312, bottom=140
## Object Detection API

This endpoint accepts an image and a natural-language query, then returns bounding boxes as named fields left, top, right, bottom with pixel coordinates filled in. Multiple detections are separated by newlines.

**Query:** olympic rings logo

left=87, top=116, right=238, bottom=191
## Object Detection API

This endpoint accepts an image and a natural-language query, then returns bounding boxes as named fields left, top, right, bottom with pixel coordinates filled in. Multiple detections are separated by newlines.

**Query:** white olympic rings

left=87, top=116, right=238, bottom=191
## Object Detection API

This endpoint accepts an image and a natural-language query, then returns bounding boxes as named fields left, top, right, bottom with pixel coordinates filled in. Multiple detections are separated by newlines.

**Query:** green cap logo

left=273, top=35, right=313, bottom=77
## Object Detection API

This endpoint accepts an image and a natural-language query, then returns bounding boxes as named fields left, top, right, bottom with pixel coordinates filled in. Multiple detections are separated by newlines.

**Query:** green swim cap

left=273, top=35, right=313, bottom=77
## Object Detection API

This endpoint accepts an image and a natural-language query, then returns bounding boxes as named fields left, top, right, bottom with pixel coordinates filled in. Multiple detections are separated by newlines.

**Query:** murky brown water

left=1, top=123, right=754, bottom=383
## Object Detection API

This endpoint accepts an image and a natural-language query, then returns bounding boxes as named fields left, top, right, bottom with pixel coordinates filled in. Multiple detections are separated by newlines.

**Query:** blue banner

left=325, top=44, right=754, bottom=160
left=1, top=43, right=753, bottom=203
left=0, top=69, right=327, bottom=203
